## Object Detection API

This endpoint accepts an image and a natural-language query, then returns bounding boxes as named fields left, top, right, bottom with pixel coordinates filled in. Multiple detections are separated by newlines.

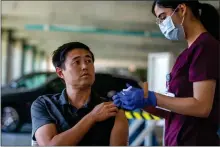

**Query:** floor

left=1, top=132, right=32, bottom=146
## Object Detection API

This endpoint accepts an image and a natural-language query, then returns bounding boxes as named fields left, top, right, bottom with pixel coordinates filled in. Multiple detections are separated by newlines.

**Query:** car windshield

left=15, top=73, right=57, bottom=89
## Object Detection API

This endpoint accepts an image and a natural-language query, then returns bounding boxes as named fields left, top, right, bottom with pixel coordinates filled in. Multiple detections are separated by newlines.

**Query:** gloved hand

left=112, top=92, right=122, bottom=108
left=112, top=84, right=157, bottom=111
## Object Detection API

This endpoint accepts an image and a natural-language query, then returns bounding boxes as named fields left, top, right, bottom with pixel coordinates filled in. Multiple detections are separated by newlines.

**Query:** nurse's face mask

left=157, top=5, right=185, bottom=41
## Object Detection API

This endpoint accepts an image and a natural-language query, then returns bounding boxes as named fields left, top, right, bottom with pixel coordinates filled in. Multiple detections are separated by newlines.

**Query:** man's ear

left=56, top=67, right=64, bottom=79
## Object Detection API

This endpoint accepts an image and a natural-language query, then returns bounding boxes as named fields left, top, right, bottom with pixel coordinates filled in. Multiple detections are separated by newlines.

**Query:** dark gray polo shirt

left=31, top=89, right=115, bottom=146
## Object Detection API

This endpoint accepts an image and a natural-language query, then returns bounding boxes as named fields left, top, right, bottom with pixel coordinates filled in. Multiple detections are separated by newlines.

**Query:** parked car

left=1, top=72, right=141, bottom=133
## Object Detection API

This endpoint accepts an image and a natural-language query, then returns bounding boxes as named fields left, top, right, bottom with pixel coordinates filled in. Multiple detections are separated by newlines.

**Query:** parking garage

left=1, top=1, right=220, bottom=146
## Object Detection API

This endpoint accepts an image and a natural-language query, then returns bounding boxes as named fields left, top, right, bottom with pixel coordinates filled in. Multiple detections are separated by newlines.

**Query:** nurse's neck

left=184, top=19, right=207, bottom=48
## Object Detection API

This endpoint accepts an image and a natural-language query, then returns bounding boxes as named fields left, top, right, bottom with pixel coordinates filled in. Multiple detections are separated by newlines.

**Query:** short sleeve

left=189, top=44, right=219, bottom=82
left=31, top=97, right=55, bottom=141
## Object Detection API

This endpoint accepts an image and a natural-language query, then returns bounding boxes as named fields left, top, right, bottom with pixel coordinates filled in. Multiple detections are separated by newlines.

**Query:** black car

left=1, top=72, right=141, bottom=132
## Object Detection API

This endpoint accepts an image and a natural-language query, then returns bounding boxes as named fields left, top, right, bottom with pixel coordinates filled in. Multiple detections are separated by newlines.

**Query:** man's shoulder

left=31, top=93, right=62, bottom=109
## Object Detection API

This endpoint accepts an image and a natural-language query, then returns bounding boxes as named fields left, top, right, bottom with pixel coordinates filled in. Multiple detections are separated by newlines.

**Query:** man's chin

left=79, top=81, right=93, bottom=88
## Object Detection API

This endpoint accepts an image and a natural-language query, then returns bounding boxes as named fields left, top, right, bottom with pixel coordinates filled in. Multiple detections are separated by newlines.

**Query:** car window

left=92, top=74, right=115, bottom=98
left=116, top=78, right=141, bottom=89
left=48, top=78, right=65, bottom=93
left=92, top=74, right=141, bottom=99
left=16, top=73, right=54, bottom=89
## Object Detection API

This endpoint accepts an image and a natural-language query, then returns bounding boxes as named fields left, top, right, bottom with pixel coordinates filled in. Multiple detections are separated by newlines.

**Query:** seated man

left=31, top=42, right=129, bottom=146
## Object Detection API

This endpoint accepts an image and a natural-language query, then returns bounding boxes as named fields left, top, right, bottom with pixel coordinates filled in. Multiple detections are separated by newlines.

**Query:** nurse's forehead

left=154, top=5, right=170, bottom=17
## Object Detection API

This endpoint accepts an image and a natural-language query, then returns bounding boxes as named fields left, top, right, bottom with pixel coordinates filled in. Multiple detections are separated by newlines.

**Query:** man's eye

left=86, top=59, right=92, bottom=63
left=74, top=61, right=80, bottom=64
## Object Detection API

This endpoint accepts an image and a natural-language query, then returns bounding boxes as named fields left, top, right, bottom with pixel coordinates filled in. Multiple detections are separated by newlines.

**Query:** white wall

left=147, top=52, right=174, bottom=93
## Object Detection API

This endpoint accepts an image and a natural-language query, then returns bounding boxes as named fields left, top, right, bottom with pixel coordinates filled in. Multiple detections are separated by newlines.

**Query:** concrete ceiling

left=2, top=1, right=218, bottom=68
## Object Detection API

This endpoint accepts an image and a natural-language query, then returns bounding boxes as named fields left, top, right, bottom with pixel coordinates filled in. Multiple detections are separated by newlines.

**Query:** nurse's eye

left=160, top=15, right=166, bottom=21
left=156, top=13, right=167, bottom=24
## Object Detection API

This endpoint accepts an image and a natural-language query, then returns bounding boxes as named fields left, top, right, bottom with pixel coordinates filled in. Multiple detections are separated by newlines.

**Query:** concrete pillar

left=2, top=29, right=9, bottom=85
left=11, top=38, right=23, bottom=80
left=32, top=46, right=37, bottom=72
left=6, top=29, right=15, bottom=83
left=21, top=39, right=28, bottom=76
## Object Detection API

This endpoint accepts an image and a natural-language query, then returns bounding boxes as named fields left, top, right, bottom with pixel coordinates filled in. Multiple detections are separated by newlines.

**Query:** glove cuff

left=144, top=91, right=157, bottom=107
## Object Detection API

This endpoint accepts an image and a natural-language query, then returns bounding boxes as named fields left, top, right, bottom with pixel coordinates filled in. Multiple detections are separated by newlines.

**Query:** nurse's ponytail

left=152, top=0, right=220, bottom=40
left=199, top=3, right=219, bottom=40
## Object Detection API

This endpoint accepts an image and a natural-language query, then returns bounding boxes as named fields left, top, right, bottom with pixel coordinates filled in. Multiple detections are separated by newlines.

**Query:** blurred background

left=1, top=1, right=219, bottom=146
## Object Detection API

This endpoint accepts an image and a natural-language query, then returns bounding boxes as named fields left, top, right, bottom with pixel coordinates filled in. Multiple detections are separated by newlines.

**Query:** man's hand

left=89, top=102, right=119, bottom=122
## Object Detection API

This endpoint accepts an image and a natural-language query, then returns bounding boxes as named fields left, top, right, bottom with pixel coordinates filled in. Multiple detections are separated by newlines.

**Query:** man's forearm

left=143, top=106, right=170, bottom=119
left=48, top=113, right=95, bottom=146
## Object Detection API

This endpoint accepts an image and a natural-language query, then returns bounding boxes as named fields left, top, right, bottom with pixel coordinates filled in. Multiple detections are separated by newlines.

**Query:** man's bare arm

left=35, top=113, right=95, bottom=146
left=35, top=102, right=118, bottom=146
left=110, top=109, right=129, bottom=146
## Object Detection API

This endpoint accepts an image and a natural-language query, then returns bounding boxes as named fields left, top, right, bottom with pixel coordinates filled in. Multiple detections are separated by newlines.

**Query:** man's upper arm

left=31, top=97, right=56, bottom=142
left=35, top=123, right=58, bottom=146
left=110, top=109, right=129, bottom=146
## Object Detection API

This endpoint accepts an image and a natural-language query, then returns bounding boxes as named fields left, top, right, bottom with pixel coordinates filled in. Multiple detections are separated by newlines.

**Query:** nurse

left=113, top=0, right=220, bottom=146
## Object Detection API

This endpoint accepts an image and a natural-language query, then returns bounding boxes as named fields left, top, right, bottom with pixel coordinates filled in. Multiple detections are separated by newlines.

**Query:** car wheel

left=1, top=107, right=20, bottom=132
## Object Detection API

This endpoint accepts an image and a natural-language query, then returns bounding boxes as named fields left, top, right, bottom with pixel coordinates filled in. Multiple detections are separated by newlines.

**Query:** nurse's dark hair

left=152, top=0, right=220, bottom=40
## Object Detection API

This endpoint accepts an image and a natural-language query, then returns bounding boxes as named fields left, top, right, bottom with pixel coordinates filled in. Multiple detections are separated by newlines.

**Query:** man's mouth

left=81, top=73, right=90, bottom=77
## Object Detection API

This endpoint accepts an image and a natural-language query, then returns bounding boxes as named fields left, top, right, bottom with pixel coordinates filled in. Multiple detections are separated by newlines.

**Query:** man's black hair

left=52, top=42, right=95, bottom=69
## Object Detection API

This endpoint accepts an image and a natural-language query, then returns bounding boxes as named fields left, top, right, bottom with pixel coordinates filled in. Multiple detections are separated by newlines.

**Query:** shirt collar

left=59, top=89, right=69, bottom=105
left=59, top=89, right=95, bottom=109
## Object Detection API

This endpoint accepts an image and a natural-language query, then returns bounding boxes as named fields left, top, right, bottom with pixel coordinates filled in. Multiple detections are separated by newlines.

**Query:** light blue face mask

left=159, top=6, right=185, bottom=41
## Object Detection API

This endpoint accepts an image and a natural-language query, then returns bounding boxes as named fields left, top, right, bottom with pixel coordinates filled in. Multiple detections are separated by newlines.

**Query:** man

left=31, top=42, right=129, bottom=146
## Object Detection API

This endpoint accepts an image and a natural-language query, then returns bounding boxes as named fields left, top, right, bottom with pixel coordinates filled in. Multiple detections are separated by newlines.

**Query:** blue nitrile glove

left=113, top=84, right=157, bottom=111
left=112, top=85, right=135, bottom=108
left=112, top=92, right=123, bottom=108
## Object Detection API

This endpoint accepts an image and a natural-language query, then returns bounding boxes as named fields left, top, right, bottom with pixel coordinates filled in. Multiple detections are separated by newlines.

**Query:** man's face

left=56, top=49, right=95, bottom=88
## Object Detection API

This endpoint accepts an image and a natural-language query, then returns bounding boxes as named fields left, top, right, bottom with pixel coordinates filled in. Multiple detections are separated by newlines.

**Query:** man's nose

left=81, top=61, right=88, bottom=70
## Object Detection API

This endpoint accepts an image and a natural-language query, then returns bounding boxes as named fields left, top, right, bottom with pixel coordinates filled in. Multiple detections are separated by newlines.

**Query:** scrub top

left=165, top=32, right=220, bottom=146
